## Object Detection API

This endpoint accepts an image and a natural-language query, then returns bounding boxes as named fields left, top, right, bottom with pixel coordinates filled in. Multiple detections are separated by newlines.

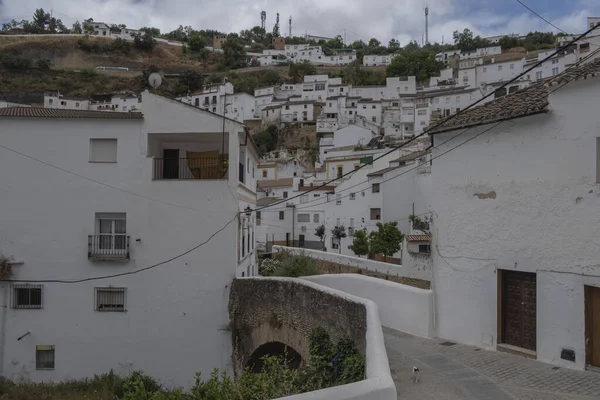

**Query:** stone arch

left=245, top=341, right=302, bottom=373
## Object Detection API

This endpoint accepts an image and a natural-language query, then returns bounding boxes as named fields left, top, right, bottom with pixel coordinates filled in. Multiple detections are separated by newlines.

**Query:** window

left=363, top=105, right=367, bottom=109
left=195, top=98, right=200, bottom=107
left=95, top=287, right=126, bottom=311
left=61, top=101, right=67, bottom=106
left=212, top=95, right=217, bottom=104
left=445, top=97, right=450, bottom=104
left=552, top=58, right=559, bottom=64
left=36, top=345, right=55, bottom=370
left=300, top=194, right=309, bottom=203
left=498, top=65, right=502, bottom=71
left=285, top=105, right=290, bottom=110
left=370, top=208, right=381, bottom=220
left=483, top=67, right=487, bottom=73
left=262, top=170, right=268, bottom=178
left=212, top=107, right=216, bottom=112
left=256, top=211, right=261, bottom=220
left=536, top=71, right=542, bottom=80
left=48, top=98, right=53, bottom=105
left=349, top=110, right=353, bottom=115
left=95, top=213, right=127, bottom=254
left=279, top=211, right=285, bottom=220
left=314, top=194, right=320, bottom=197
left=337, top=166, right=343, bottom=178
left=315, top=83, right=325, bottom=91
left=418, top=244, right=431, bottom=254
left=314, top=214, right=320, bottom=223
left=418, top=109, right=427, bottom=115
left=340, top=88, right=344, bottom=92
left=336, top=218, right=341, bottom=227
left=336, top=194, right=342, bottom=205
left=89, top=139, right=117, bottom=163
left=11, top=284, right=43, bottom=309
left=392, top=102, right=399, bottom=107
left=350, top=193, right=356, bottom=200
left=372, top=183, right=380, bottom=193
left=372, top=116, right=377, bottom=122
left=552, top=67, right=559, bottom=76
left=331, top=237, right=339, bottom=249
left=75, top=102, right=80, bottom=108
left=299, top=234, right=305, bottom=247
left=510, top=63, right=515, bottom=69
left=283, top=191, right=288, bottom=199
left=298, top=213, right=310, bottom=223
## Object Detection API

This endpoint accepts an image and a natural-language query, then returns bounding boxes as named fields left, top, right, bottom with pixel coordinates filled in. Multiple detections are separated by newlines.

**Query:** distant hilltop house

left=44, top=90, right=139, bottom=113
left=84, top=18, right=141, bottom=41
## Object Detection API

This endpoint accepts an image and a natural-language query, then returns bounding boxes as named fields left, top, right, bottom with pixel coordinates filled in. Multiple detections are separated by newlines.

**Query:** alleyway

left=384, top=327, right=600, bottom=400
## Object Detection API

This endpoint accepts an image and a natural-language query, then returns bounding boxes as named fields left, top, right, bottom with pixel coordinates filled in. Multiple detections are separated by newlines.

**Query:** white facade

left=44, top=92, right=89, bottom=111
left=0, top=101, right=30, bottom=108
left=281, top=102, right=315, bottom=123
left=44, top=91, right=138, bottom=113
left=430, top=74, right=600, bottom=370
left=89, top=94, right=139, bottom=113
left=0, top=92, right=258, bottom=388
left=363, top=54, right=396, bottom=67
left=226, top=93, right=257, bottom=123
left=587, top=17, right=600, bottom=30
left=254, top=86, right=276, bottom=117
left=178, top=82, right=235, bottom=117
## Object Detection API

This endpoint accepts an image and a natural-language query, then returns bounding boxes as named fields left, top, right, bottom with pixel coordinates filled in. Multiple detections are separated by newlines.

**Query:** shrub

left=0, top=254, right=12, bottom=280
left=258, top=258, right=281, bottom=276
left=271, top=251, right=319, bottom=277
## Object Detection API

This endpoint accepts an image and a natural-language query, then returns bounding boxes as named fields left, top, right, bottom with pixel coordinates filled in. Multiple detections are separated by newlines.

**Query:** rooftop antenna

left=261, top=11, right=266, bottom=30
left=289, top=16, right=292, bottom=38
left=425, top=6, right=429, bottom=45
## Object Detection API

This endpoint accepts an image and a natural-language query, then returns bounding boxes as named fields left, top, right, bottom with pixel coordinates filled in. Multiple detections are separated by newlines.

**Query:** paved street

left=383, top=327, right=600, bottom=400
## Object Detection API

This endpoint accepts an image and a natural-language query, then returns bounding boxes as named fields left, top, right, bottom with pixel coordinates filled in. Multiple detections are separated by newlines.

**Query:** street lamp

left=244, top=206, right=252, bottom=217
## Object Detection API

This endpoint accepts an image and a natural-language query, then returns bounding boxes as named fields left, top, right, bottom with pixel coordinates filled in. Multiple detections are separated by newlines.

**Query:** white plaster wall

left=357, top=103, right=382, bottom=124
left=332, top=126, right=374, bottom=148
left=476, top=59, right=525, bottom=86
left=303, top=274, right=434, bottom=338
left=0, top=113, right=240, bottom=386
left=430, top=78, right=600, bottom=369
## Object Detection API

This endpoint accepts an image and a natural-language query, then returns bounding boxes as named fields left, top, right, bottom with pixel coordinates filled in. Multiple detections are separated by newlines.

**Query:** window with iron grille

left=11, top=284, right=43, bottom=309
left=95, top=287, right=126, bottom=312
left=36, top=345, right=55, bottom=370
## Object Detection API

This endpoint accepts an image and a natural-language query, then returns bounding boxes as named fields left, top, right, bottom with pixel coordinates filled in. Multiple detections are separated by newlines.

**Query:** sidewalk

left=383, top=327, right=600, bottom=400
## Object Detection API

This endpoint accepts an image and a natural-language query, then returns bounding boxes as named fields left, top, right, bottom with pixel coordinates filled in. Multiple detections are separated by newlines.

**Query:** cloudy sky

left=1, top=0, right=599, bottom=45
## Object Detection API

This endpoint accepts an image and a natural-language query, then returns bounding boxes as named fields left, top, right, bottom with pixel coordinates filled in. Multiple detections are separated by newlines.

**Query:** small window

left=372, top=116, right=377, bottom=122
left=48, top=99, right=53, bottom=105
left=61, top=101, right=67, bottom=106
left=95, top=287, right=126, bottom=311
left=498, top=65, right=502, bottom=71
left=75, top=102, right=80, bottom=107
left=336, top=194, right=342, bottom=205
left=256, top=211, right=261, bottom=220
left=483, top=67, right=487, bottom=73
left=300, top=194, right=309, bottom=204
left=336, top=218, right=341, bottom=227
left=283, top=191, right=288, bottom=199
left=314, top=194, right=320, bottom=197
left=304, top=104, right=307, bottom=109
left=372, top=183, right=380, bottom=193
left=90, top=139, right=117, bottom=163
left=350, top=193, right=356, bottom=200
left=36, top=345, right=55, bottom=370
left=331, top=237, right=339, bottom=249
left=314, top=214, right=320, bottom=223
left=11, top=284, right=43, bottom=309
left=279, top=211, right=285, bottom=220
left=510, top=63, right=515, bottom=69
left=298, top=213, right=310, bottom=223
left=372, top=105, right=376, bottom=109
left=370, top=208, right=381, bottom=220
left=262, top=170, right=268, bottom=178
left=418, top=244, right=431, bottom=254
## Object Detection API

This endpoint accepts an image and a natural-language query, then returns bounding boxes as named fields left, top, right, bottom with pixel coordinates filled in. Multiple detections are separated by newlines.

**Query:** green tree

left=221, top=36, right=247, bottom=69
left=314, top=224, right=326, bottom=250
left=140, top=27, right=161, bottom=37
left=32, top=8, right=50, bottom=32
left=72, top=21, right=82, bottom=34
left=369, top=222, right=404, bottom=262
left=331, top=226, right=347, bottom=254
left=386, top=49, right=444, bottom=83
left=82, top=20, right=94, bottom=34
left=252, top=125, right=279, bottom=155
left=368, top=38, right=381, bottom=48
left=289, top=61, right=317, bottom=83
left=453, top=28, right=476, bottom=52
left=348, top=230, right=369, bottom=258
left=388, top=38, right=401, bottom=52
left=178, top=70, right=204, bottom=94
left=187, top=32, right=207, bottom=52
left=133, top=32, right=157, bottom=50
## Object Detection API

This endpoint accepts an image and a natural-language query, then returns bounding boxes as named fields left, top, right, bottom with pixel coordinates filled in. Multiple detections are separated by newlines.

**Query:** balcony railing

left=88, top=235, right=130, bottom=261
left=153, top=157, right=228, bottom=180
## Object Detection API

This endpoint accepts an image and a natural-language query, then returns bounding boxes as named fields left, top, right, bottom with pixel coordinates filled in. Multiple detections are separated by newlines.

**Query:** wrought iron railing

left=88, top=235, right=130, bottom=261
left=153, top=157, right=228, bottom=180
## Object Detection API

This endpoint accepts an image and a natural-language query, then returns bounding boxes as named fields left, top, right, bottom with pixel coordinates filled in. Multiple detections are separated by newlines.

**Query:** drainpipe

left=287, top=204, right=296, bottom=247
left=0, top=283, right=8, bottom=375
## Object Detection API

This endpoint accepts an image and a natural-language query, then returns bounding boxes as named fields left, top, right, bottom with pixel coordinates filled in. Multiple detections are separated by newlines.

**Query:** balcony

left=88, top=235, right=130, bottom=261
left=153, top=157, right=228, bottom=180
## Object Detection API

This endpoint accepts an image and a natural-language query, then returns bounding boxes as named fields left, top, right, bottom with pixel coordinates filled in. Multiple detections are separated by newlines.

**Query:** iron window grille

left=11, top=284, right=43, bottom=309
left=95, top=287, right=126, bottom=312
left=36, top=345, right=55, bottom=369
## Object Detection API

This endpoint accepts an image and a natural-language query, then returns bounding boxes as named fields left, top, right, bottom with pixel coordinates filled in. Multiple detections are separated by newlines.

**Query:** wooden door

left=502, top=271, right=537, bottom=351
left=585, top=286, right=600, bottom=367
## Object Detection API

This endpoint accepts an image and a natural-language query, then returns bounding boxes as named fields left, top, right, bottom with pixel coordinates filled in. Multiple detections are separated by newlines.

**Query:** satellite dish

left=148, top=73, right=162, bottom=89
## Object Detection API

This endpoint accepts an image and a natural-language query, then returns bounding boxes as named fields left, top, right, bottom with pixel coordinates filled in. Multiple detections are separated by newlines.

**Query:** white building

left=0, top=101, right=31, bottom=108
left=178, top=82, right=257, bottom=123
left=254, top=86, right=276, bottom=117
left=44, top=91, right=138, bottom=113
left=0, top=91, right=259, bottom=387
left=363, top=54, right=397, bottom=66
left=225, top=92, right=257, bottom=123
left=44, top=91, right=90, bottom=111
left=587, top=17, right=600, bottom=30
left=281, top=101, right=315, bottom=123
left=429, top=58, right=600, bottom=370
left=319, top=125, right=375, bottom=161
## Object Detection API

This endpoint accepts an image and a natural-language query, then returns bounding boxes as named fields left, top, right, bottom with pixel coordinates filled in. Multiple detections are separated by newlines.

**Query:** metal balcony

left=88, top=235, right=130, bottom=261
left=153, top=157, right=228, bottom=180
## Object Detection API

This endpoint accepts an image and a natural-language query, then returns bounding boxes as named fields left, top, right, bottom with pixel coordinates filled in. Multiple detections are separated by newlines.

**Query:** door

left=502, top=271, right=537, bottom=351
left=286, top=233, right=291, bottom=247
left=98, top=217, right=126, bottom=252
left=163, top=149, right=179, bottom=179
left=585, top=286, right=600, bottom=367
left=299, top=235, right=305, bottom=247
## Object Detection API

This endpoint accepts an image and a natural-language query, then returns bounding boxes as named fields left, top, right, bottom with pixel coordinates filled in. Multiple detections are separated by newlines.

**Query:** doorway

left=585, top=285, right=600, bottom=367
left=500, top=270, right=537, bottom=351
left=286, top=233, right=291, bottom=247
left=163, top=149, right=179, bottom=179
left=299, top=235, right=305, bottom=247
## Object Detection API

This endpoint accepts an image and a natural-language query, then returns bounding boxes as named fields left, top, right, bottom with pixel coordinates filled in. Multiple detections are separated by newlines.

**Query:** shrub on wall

left=267, top=250, right=319, bottom=277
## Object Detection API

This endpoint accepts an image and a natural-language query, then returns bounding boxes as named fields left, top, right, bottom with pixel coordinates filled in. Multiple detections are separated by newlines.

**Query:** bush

left=258, top=258, right=282, bottom=276
left=270, top=251, right=319, bottom=277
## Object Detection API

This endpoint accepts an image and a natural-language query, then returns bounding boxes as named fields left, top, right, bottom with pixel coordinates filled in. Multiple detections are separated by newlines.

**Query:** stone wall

left=229, top=277, right=367, bottom=375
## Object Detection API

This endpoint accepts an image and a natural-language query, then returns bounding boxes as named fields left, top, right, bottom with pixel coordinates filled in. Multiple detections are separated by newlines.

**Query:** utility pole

left=344, top=28, right=347, bottom=45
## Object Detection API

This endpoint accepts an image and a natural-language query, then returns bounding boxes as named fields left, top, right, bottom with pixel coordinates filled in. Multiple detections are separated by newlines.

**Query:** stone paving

left=383, top=327, right=600, bottom=400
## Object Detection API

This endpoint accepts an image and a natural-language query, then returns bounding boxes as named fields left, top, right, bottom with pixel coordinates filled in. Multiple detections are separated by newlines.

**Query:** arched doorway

left=246, top=341, right=302, bottom=373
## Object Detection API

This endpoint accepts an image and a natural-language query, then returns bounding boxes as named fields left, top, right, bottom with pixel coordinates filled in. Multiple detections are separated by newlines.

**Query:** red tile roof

left=0, top=107, right=144, bottom=119
left=406, top=234, right=432, bottom=242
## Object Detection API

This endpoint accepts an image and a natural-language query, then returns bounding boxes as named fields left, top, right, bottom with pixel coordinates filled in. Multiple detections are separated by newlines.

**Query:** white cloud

left=1, top=0, right=599, bottom=44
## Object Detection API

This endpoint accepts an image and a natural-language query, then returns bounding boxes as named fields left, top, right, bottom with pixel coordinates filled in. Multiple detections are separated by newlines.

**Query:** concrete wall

left=230, top=277, right=396, bottom=400
left=303, top=274, right=434, bottom=338
left=430, top=77, right=600, bottom=370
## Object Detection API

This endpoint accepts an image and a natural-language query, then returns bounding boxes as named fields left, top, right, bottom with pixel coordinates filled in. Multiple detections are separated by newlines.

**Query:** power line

left=6, top=215, right=238, bottom=284
left=255, top=23, right=600, bottom=214
left=514, top=0, right=566, bottom=33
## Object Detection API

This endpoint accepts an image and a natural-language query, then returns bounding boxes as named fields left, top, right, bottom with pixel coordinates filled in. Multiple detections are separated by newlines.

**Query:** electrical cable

left=514, top=0, right=568, bottom=33
left=254, top=23, right=600, bottom=214
left=6, top=214, right=238, bottom=284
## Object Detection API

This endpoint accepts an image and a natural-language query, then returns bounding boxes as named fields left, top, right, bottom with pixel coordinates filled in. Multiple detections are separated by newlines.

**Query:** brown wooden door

left=585, top=285, right=600, bottom=367
left=502, top=271, right=537, bottom=351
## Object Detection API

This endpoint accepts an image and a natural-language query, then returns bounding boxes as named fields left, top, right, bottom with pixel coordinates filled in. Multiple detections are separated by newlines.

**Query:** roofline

left=430, top=109, right=549, bottom=135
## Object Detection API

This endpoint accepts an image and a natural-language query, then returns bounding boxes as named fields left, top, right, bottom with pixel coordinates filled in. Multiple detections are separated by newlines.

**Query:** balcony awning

left=406, top=234, right=432, bottom=243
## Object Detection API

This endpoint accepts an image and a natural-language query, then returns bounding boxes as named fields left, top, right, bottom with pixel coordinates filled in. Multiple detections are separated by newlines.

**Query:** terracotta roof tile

left=544, top=57, right=600, bottom=87
left=406, top=234, right=432, bottom=242
left=0, top=107, right=143, bottom=120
